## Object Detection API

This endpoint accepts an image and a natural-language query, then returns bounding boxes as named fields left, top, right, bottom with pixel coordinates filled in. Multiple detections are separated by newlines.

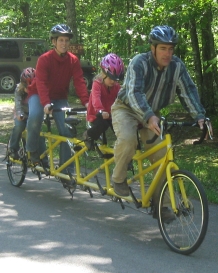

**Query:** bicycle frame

left=35, top=130, right=180, bottom=212
left=7, top=114, right=210, bottom=255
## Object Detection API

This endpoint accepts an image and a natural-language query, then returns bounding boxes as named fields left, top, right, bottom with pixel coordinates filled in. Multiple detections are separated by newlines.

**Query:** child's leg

left=10, top=118, right=27, bottom=151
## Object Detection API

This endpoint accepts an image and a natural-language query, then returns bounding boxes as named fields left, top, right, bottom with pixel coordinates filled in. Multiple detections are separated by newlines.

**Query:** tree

left=0, top=0, right=217, bottom=113
left=65, top=0, right=78, bottom=44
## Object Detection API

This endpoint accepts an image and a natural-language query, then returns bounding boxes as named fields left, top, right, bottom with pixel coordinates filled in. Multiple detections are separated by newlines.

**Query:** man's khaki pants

left=111, top=100, right=167, bottom=205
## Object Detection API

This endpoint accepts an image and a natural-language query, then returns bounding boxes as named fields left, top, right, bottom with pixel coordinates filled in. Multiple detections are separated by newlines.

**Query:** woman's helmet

left=100, top=53, right=125, bottom=81
left=149, top=25, right=178, bottom=46
left=49, top=24, right=73, bottom=40
left=20, top=67, right=36, bottom=85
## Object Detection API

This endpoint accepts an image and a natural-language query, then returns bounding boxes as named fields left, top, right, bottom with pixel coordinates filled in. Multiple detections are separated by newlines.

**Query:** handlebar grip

left=65, top=107, right=87, bottom=116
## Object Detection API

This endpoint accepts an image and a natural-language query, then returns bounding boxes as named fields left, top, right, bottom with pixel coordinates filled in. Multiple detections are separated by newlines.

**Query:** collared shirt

left=117, top=51, right=205, bottom=122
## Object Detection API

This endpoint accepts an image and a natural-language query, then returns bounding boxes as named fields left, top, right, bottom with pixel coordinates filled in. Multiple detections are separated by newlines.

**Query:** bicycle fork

left=166, top=162, right=188, bottom=213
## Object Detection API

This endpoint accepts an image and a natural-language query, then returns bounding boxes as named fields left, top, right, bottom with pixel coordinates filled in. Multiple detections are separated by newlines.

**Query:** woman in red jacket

left=26, top=24, right=89, bottom=187
left=83, top=53, right=124, bottom=149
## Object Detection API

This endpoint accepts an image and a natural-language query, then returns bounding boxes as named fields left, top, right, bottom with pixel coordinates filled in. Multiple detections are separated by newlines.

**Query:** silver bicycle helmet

left=149, top=25, right=178, bottom=45
left=49, top=24, right=73, bottom=40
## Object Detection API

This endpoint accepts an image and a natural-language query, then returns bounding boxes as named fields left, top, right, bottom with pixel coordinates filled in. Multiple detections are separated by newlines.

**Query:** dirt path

left=0, top=102, right=14, bottom=138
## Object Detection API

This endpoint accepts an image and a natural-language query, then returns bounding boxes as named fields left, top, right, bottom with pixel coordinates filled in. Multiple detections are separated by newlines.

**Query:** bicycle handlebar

left=48, top=103, right=87, bottom=115
left=43, top=104, right=87, bottom=132
left=146, top=117, right=213, bottom=145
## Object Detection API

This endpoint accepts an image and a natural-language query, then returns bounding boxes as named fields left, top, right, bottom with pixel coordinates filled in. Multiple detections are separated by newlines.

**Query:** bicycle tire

left=6, top=137, right=27, bottom=187
left=157, top=170, right=209, bottom=255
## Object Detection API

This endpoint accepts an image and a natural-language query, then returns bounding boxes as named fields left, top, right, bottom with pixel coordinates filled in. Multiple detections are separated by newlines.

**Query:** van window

left=23, top=41, right=48, bottom=57
left=0, top=41, right=19, bottom=58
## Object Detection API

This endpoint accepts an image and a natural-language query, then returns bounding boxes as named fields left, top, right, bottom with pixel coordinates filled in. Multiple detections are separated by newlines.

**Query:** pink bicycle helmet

left=100, top=53, right=125, bottom=81
left=20, top=67, right=36, bottom=85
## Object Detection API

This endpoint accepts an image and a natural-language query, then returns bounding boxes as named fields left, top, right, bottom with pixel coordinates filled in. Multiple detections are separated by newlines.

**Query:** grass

left=1, top=95, right=218, bottom=204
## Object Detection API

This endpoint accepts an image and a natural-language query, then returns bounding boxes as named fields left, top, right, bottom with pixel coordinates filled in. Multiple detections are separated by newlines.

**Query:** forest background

left=0, top=0, right=218, bottom=115
left=0, top=0, right=218, bottom=203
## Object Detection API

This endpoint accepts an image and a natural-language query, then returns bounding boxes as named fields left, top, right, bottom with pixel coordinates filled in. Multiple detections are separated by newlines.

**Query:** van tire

left=0, top=71, right=17, bottom=93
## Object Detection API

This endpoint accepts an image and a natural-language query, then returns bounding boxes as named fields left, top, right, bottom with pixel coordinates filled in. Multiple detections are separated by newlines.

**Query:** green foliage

left=0, top=0, right=217, bottom=110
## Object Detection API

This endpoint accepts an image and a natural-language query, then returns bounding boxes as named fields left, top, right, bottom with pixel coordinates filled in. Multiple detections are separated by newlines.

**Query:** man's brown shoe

left=113, top=180, right=129, bottom=196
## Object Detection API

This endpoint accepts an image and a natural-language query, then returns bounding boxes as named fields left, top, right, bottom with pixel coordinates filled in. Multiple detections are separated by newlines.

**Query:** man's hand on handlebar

left=148, top=116, right=161, bottom=136
left=198, top=119, right=205, bottom=130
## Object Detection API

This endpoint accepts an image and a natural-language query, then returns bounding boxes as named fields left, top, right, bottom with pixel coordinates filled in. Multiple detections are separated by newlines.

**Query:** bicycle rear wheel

left=157, top=170, right=209, bottom=255
left=6, top=137, right=27, bottom=187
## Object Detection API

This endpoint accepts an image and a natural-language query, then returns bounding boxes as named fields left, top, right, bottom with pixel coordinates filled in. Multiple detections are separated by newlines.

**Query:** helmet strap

left=103, top=75, right=107, bottom=82
left=153, top=44, right=157, bottom=57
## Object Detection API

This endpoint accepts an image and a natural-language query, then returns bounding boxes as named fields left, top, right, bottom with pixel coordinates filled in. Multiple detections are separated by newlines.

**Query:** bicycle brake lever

left=160, top=117, right=165, bottom=140
left=205, top=118, right=213, bottom=140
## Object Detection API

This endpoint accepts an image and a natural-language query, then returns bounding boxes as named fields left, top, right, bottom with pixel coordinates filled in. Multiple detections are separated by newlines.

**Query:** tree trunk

left=189, top=19, right=203, bottom=96
left=200, top=4, right=217, bottom=114
left=65, top=0, right=78, bottom=44
left=20, top=2, right=30, bottom=32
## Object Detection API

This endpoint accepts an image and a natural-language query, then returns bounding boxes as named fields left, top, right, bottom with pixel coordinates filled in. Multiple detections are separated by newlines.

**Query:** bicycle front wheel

left=6, top=137, right=27, bottom=187
left=157, top=170, right=209, bottom=255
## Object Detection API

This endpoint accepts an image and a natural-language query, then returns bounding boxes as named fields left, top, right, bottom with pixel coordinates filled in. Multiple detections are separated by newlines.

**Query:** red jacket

left=28, top=49, right=89, bottom=106
left=87, top=77, right=120, bottom=122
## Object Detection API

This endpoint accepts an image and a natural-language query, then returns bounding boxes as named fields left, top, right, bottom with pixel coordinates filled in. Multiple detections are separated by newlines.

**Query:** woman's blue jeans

left=26, top=94, right=74, bottom=173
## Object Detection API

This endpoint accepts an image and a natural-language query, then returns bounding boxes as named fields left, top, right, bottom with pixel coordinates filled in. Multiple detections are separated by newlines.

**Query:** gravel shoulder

left=0, top=102, right=14, bottom=138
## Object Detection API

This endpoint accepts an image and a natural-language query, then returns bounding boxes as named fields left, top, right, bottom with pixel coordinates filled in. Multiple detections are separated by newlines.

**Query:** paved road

left=0, top=143, right=218, bottom=273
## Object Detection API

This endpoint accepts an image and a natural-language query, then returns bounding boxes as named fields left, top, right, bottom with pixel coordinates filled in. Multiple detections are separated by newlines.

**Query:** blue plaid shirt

left=117, top=51, right=205, bottom=122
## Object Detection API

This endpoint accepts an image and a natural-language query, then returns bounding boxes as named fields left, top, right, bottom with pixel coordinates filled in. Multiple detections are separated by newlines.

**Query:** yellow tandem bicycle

left=5, top=107, right=213, bottom=255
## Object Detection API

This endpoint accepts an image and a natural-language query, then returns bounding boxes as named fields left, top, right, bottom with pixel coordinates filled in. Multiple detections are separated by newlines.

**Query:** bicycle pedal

left=31, top=161, right=41, bottom=168
left=61, top=178, right=77, bottom=189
